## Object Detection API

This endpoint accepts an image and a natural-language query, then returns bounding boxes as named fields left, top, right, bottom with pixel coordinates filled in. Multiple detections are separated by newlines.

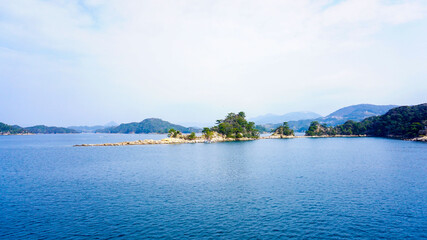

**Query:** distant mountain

left=25, top=125, right=80, bottom=134
left=68, top=125, right=105, bottom=133
left=104, top=121, right=118, bottom=127
left=69, top=121, right=118, bottom=133
left=250, top=111, right=322, bottom=125
left=326, top=104, right=398, bottom=121
left=267, top=104, right=399, bottom=132
left=0, top=122, right=28, bottom=135
left=1, top=122, right=80, bottom=134
left=96, top=118, right=201, bottom=134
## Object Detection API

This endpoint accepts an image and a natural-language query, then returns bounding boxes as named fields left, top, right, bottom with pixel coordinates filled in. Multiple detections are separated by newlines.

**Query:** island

left=75, top=104, right=426, bottom=146
left=75, top=111, right=260, bottom=146
left=269, top=122, right=295, bottom=138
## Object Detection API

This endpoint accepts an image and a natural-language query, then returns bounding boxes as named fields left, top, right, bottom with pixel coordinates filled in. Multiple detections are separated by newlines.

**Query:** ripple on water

left=0, top=135, right=426, bottom=239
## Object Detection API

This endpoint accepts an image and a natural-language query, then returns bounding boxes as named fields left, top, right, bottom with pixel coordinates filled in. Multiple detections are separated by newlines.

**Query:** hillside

left=326, top=104, right=398, bottom=121
left=1, top=122, right=80, bottom=134
left=250, top=111, right=321, bottom=125
left=282, top=104, right=398, bottom=132
left=305, top=104, right=427, bottom=139
left=25, top=125, right=81, bottom=134
left=0, top=122, right=28, bottom=135
left=96, top=118, right=200, bottom=134
left=364, top=103, right=426, bottom=138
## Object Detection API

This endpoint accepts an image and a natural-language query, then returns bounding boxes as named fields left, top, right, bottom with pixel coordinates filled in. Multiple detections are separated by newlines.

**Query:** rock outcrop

left=74, top=133, right=257, bottom=147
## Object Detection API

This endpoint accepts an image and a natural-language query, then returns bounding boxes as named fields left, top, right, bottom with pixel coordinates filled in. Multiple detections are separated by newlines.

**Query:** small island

left=75, top=112, right=260, bottom=146
left=75, top=104, right=427, bottom=146
left=268, top=122, right=295, bottom=138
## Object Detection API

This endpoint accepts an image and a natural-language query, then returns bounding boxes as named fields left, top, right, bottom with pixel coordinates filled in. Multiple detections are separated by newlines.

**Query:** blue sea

left=1, top=134, right=426, bottom=239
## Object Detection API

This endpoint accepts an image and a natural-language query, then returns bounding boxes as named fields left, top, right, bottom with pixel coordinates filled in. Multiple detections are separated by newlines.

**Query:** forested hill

left=25, top=125, right=80, bottom=134
left=364, top=103, right=427, bottom=138
left=1, top=123, right=80, bottom=134
left=96, top=118, right=200, bottom=134
left=305, top=103, right=427, bottom=139
left=0, top=122, right=28, bottom=135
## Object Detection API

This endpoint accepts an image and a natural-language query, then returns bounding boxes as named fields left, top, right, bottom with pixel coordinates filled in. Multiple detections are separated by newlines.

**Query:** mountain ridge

left=25, top=125, right=80, bottom=134
left=250, top=111, right=322, bottom=125
left=0, top=122, right=80, bottom=134
left=326, top=104, right=399, bottom=120
left=69, top=122, right=118, bottom=133
left=305, top=103, right=427, bottom=139
left=95, top=118, right=200, bottom=134
left=266, top=104, right=399, bottom=132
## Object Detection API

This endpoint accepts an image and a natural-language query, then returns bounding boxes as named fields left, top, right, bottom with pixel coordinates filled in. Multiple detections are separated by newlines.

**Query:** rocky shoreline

left=74, top=136, right=257, bottom=147
left=407, top=136, right=427, bottom=142
left=0, top=133, right=34, bottom=136
left=73, top=133, right=427, bottom=147
left=74, top=134, right=370, bottom=147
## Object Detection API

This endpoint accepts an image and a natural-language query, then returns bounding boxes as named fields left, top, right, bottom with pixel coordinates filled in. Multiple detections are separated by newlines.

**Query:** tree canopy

left=272, top=122, right=294, bottom=137
left=210, top=111, right=259, bottom=138
left=305, top=104, right=427, bottom=139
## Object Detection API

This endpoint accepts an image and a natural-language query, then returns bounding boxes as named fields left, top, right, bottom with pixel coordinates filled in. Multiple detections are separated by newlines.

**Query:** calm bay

left=1, top=134, right=426, bottom=239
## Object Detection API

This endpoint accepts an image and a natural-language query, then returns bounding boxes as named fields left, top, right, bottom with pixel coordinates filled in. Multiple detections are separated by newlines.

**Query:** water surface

left=1, top=134, right=426, bottom=239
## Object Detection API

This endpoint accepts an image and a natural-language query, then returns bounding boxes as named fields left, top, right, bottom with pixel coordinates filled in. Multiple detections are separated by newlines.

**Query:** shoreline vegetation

left=0, top=123, right=80, bottom=135
left=74, top=133, right=426, bottom=147
left=304, top=104, right=426, bottom=140
left=75, top=104, right=427, bottom=146
left=2, top=104, right=426, bottom=143
left=74, top=135, right=371, bottom=147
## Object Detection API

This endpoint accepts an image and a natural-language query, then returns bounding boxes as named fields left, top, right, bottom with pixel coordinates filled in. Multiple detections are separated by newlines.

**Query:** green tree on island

left=202, top=127, right=214, bottom=140
left=210, top=111, right=259, bottom=139
left=168, top=128, right=181, bottom=138
left=305, top=121, right=319, bottom=136
left=272, top=122, right=294, bottom=137
left=187, top=132, right=196, bottom=140
left=305, top=121, right=334, bottom=136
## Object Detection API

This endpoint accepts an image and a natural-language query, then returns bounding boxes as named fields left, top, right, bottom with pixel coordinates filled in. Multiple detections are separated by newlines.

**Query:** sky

left=1, top=0, right=426, bottom=127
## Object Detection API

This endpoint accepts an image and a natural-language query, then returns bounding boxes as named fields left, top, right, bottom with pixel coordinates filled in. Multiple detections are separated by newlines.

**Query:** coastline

left=262, top=134, right=366, bottom=139
left=406, top=136, right=427, bottom=142
left=3, top=133, right=423, bottom=145
left=74, top=134, right=369, bottom=147
left=0, top=133, right=34, bottom=136
left=0, top=133, right=81, bottom=135
left=74, top=136, right=258, bottom=147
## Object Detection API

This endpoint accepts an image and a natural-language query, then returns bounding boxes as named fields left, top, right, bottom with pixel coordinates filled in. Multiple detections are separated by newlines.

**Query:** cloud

left=0, top=0, right=426, bottom=125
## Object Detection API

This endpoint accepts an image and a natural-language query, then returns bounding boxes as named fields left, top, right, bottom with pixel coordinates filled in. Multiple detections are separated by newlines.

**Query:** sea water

left=0, top=134, right=426, bottom=239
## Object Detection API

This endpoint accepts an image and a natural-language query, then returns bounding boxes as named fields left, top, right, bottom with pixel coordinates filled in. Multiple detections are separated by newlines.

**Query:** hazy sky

left=1, top=0, right=426, bottom=127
